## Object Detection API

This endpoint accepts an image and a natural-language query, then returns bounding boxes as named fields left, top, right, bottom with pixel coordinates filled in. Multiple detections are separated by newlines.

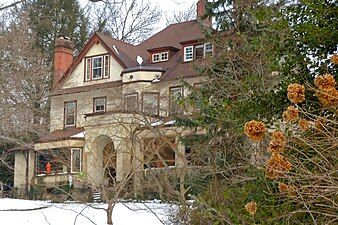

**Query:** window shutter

left=85, top=58, right=91, bottom=81
left=104, top=55, right=110, bottom=78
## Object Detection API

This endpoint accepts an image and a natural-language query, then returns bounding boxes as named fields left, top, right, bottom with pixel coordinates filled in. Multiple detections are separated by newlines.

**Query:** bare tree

left=166, top=3, right=196, bottom=26
left=88, top=0, right=162, bottom=44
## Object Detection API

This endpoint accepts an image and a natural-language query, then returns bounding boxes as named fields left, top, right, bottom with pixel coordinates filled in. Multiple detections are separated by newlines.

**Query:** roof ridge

left=96, top=32, right=136, bottom=47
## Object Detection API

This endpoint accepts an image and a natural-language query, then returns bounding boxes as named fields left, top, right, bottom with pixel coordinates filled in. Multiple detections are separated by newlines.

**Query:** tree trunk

left=107, top=201, right=114, bottom=225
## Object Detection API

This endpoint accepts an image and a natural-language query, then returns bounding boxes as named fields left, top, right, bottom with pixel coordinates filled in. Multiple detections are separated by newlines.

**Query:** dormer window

left=85, top=54, right=110, bottom=81
left=184, top=43, right=213, bottom=62
left=184, top=46, right=194, bottom=62
left=152, top=52, right=169, bottom=63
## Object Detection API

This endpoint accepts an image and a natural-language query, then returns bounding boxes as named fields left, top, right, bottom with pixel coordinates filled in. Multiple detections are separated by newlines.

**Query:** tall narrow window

left=142, top=92, right=159, bottom=116
left=104, top=55, right=110, bottom=78
left=92, top=56, right=103, bottom=79
left=94, top=97, right=106, bottom=113
left=124, top=93, right=138, bottom=111
left=85, top=58, right=91, bottom=81
left=204, top=43, right=213, bottom=57
left=195, top=45, right=204, bottom=60
left=184, top=46, right=193, bottom=62
left=71, top=148, right=82, bottom=173
left=64, top=101, right=76, bottom=127
left=169, top=86, right=183, bottom=115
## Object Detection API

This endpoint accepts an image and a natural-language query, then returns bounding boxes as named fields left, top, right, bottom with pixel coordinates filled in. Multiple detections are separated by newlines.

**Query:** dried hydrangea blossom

left=331, top=54, right=338, bottom=65
left=268, top=131, right=286, bottom=154
left=266, top=154, right=292, bottom=180
left=314, top=74, right=336, bottom=89
left=314, top=118, right=325, bottom=130
left=244, top=120, right=266, bottom=141
left=245, top=201, right=257, bottom=216
left=298, top=118, right=310, bottom=131
left=282, top=106, right=299, bottom=122
left=315, top=87, right=338, bottom=107
left=287, top=83, right=305, bottom=104
left=278, top=182, right=289, bottom=193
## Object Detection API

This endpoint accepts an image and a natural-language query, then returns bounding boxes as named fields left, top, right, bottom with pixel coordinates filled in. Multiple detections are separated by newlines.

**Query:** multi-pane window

left=195, top=44, right=204, bottom=60
left=92, top=56, right=103, bottom=79
left=124, top=93, right=138, bottom=111
left=71, top=148, right=82, bottom=173
left=169, top=86, right=183, bottom=115
left=94, top=97, right=106, bottom=113
left=184, top=46, right=194, bottom=62
left=36, top=148, right=82, bottom=175
left=152, top=52, right=169, bottom=63
left=152, top=53, right=160, bottom=63
left=204, top=43, right=213, bottom=56
left=160, top=52, right=168, bottom=61
left=64, top=101, right=76, bottom=127
left=85, top=54, right=110, bottom=81
left=142, top=92, right=159, bottom=116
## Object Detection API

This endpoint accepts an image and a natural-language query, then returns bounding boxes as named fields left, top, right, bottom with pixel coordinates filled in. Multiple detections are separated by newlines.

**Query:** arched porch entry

left=91, top=135, right=117, bottom=185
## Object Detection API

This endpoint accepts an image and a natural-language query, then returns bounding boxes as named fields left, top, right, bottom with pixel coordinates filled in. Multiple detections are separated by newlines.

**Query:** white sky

left=0, top=0, right=198, bottom=29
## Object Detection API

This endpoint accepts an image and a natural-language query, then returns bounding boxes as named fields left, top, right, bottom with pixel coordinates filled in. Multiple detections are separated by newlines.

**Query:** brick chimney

left=53, top=35, right=74, bottom=89
left=197, top=0, right=211, bottom=26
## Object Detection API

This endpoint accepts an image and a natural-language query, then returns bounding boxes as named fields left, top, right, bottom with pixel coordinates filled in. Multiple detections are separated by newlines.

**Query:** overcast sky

left=0, top=0, right=198, bottom=29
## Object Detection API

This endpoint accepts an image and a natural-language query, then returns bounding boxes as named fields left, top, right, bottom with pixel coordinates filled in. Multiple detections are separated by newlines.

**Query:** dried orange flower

left=314, top=118, right=325, bottom=130
left=314, top=74, right=336, bottom=89
left=268, top=131, right=286, bottom=154
left=315, top=87, right=338, bottom=107
left=244, top=120, right=266, bottom=141
left=278, top=183, right=296, bottom=196
left=287, top=83, right=305, bottom=104
left=278, top=182, right=289, bottom=193
left=245, top=201, right=257, bottom=216
left=282, top=106, right=299, bottom=122
left=331, top=54, right=338, bottom=65
left=298, top=118, right=310, bottom=131
left=266, top=154, right=292, bottom=180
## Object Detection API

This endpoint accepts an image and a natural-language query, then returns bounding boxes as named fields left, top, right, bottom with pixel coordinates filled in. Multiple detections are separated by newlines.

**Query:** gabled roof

left=56, top=20, right=209, bottom=91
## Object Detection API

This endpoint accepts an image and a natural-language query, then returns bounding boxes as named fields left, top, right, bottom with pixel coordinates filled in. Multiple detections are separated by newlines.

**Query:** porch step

left=92, top=191, right=102, bottom=203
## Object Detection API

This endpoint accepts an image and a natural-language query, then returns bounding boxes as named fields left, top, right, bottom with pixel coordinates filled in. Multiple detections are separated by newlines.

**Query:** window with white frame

left=152, top=52, right=169, bottom=63
left=204, top=43, right=213, bottom=56
left=64, top=101, right=76, bottom=127
left=152, top=53, right=160, bottom=63
left=161, top=52, right=169, bottom=61
left=94, top=97, right=106, bottom=113
left=71, top=148, right=82, bottom=173
left=184, top=46, right=193, bottom=62
left=92, top=56, right=103, bottom=79
left=85, top=54, right=110, bottom=81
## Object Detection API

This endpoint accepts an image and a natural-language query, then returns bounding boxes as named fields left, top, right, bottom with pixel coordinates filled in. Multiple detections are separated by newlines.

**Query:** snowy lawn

left=0, top=198, right=175, bottom=225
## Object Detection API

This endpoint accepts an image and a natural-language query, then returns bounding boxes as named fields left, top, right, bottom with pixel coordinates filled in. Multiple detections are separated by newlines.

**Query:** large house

left=14, top=0, right=213, bottom=198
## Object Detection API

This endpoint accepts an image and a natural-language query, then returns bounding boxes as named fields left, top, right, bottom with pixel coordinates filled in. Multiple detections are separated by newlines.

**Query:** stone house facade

left=14, top=0, right=213, bottom=198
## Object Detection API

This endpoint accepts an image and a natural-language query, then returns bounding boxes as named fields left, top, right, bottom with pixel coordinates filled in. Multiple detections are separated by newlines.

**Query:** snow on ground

left=0, top=198, right=175, bottom=225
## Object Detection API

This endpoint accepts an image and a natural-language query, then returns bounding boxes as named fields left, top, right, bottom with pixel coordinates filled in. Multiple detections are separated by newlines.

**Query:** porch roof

left=39, top=127, right=85, bottom=143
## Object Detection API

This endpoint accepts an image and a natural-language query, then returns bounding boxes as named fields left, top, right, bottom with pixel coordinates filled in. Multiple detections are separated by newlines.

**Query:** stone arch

left=90, top=135, right=117, bottom=185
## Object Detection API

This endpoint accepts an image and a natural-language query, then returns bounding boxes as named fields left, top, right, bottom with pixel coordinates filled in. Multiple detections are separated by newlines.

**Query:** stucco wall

left=62, top=42, right=123, bottom=89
